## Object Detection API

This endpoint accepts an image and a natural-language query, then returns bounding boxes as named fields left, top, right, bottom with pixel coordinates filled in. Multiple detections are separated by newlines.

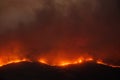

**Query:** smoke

left=0, top=0, right=120, bottom=65
left=0, top=0, right=45, bottom=32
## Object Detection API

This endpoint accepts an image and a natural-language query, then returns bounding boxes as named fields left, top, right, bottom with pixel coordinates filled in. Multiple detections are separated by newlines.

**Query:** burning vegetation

left=0, top=0, right=119, bottom=70
left=0, top=42, right=120, bottom=68
left=0, top=43, right=119, bottom=68
left=0, top=41, right=29, bottom=67
left=38, top=56, right=93, bottom=66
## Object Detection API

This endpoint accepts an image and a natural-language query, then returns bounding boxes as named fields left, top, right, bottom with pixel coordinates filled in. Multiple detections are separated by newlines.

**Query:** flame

left=97, top=60, right=120, bottom=68
left=0, top=58, right=28, bottom=67
left=58, top=59, right=83, bottom=66
left=0, top=41, right=30, bottom=67
left=0, top=41, right=119, bottom=68
left=38, top=58, right=48, bottom=64
left=0, top=54, right=120, bottom=68
left=38, top=57, right=120, bottom=68
left=59, top=62, right=71, bottom=66
left=38, top=57, right=93, bottom=66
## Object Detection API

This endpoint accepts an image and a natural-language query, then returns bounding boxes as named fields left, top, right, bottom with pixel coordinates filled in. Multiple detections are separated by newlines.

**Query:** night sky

left=0, top=0, right=120, bottom=65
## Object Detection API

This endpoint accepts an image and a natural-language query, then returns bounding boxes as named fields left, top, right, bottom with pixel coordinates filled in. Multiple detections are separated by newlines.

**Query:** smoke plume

left=0, top=0, right=120, bottom=65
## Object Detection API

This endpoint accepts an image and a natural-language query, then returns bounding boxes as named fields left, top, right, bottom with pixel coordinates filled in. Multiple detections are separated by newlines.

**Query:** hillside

left=0, top=61, right=120, bottom=80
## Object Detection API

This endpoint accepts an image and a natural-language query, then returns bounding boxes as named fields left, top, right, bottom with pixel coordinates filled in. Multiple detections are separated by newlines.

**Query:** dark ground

left=0, top=61, right=120, bottom=80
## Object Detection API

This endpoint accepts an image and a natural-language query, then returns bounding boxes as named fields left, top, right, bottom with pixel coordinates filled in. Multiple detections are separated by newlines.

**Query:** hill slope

left=0, top=61, right=120, bottom=80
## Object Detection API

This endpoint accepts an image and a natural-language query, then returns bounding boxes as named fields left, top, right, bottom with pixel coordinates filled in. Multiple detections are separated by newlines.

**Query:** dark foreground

left=0, top=61, right=120, bottom=80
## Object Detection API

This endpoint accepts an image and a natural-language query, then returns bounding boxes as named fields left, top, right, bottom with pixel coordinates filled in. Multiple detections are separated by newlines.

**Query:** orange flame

left=0, top=41, right=120, bottom=68
left=38, top=57, right=93, bottom=66
left=38, top=58, right=48, bottom=64
left=97, top=60, right=120, bottom=68
left=0, top=41, right=29, bottom=67
left=0, top=58, right=28, bottom=67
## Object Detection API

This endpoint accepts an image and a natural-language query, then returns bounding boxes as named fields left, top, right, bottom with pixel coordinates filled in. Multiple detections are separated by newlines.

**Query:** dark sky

left=0, top=0, right=120, bottom=65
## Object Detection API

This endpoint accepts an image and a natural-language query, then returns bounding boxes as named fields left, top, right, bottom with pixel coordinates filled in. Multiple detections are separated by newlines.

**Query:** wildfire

left=0, top=41, right=30, bottom=67
left=0, top=41, right=119, bottom=68
left=38, top=57, right=93, bottom=67
left=59, top=62, right=71, bottom=66
left=38, top=57, right=120, bottom=68
left=0, top=56, right=120, bottom=68
left=0, top=58, right=28, bottom=67
left=58, top=59, right=83, bottom=66
left=97, top=60, right=120, bottom=68
left=38, top=58, right=48, bottom=64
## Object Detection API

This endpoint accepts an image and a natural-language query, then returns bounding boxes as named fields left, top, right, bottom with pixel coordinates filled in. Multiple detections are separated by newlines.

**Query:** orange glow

left=97, top=60, right=105, bottom=64
left=0, top=58, right=28, bottom=67
left=0, top=41, right=30, bottom=67
left=0, top=41, right=119, bottom=68
left=86, top=58, right=93, bottom=61
left=97, top=60, right=120, bottom=68
left=59, top=62, right=71, bottom=66
left=38, top=58, right=47, bottom=64
left=53, top=58, right=83, bottom=66
left=78, top=59, right=83, bottom=63
left=38, top=57, right=93, bottom=67
left=0, top=41, right=92, bottom=67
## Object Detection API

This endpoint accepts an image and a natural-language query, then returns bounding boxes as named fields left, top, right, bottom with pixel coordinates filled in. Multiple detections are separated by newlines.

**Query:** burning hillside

left=0, top=0, right=120, bottom=71
left=0, top=60, right=120, bottom=80
left=0, top=41, right=120, bottom=68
